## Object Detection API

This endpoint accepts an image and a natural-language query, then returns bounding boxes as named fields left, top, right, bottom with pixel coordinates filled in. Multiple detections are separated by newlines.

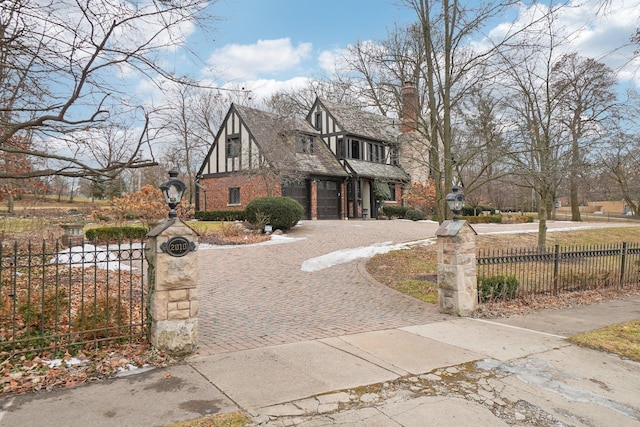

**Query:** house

left=306, top=98, right=410, bottom=218
left=195, top=95, right=415, bottom=220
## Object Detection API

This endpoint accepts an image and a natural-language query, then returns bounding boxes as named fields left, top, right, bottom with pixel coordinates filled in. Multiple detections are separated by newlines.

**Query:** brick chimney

left=401, top=81, right=418, bottom=134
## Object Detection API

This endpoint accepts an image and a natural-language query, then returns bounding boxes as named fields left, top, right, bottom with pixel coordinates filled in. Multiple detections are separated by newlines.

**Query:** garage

left=282, top=181, right=311, bottom=219
left=317, top=180, right=341, bottom=219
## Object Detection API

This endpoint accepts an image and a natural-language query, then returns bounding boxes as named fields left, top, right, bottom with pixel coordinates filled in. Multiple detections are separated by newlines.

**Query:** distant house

left=196, top=92, right=418, bottom=220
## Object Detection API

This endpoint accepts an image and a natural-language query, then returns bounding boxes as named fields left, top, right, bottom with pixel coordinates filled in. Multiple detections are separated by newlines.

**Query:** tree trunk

left=7, top=193, right=14, bottom=215
left=570, top=125, right=581, bottom=221
left=537, top=192, right=548, bottom=250
left=570, top=177, right=581, bottom=221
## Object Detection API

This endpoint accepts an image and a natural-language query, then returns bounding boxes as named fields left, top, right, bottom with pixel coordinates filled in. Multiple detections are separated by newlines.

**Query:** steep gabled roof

left=314, top=98, right=400, bottom=142
left=234, top=104, right=348, bottom=177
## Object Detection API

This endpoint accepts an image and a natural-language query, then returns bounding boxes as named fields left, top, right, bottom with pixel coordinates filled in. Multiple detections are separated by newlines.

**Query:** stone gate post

left=436, top=220, right=478, bottom=316
left=146, top=218, right=199, bottom=356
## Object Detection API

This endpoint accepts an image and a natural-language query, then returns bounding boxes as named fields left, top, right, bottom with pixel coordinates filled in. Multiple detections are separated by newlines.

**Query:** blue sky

left=188, top=0, right=419, bottom=97
left=153, top=0, right=640, bottom=103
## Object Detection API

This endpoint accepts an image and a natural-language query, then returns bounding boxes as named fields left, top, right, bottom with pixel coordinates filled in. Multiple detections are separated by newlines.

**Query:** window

left=228, top=187, right=240, bottom=205
left=315, top=112, right=322, bottom=130
left=350, top=139, right=361, bottom=160
left=389, top=184, right=396, bottom=201
left=297, top=136, right=315, bottom=154
left=390, top=146, right=399, bottom=166
left=337, top=138, right=345, bottom=159
left=226, top=136, right=240, bottom=158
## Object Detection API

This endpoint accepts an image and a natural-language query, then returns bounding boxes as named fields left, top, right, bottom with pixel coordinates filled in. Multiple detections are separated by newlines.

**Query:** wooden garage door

left=317, top=180, right=341, bottom=219
left=282, top=181, right=311, bottom=219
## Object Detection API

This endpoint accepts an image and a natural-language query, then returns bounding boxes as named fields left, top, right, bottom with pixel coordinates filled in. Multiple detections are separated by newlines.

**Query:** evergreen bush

left=478, top=275, right=519, bottom=301
left=382, top=205, right=409, bottom=218
left=405, top=209, right=426, bottom=221
left=194, top=210, right=246, bottom=221
left=245, top=197, right=304, bottom=230
left=85, top=226, right=148, bottom=242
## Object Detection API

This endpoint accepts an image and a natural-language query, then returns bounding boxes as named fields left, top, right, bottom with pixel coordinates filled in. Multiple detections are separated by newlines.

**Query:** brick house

left=196, top=97, right=413, bottom=220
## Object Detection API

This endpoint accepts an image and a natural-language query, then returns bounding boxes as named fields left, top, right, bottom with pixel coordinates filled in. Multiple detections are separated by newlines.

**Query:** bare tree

left=336, top=0, right=531, bottom=221
left=0, top=0, right=213, bottom=181
left=599, top=132, right=640, bottom=215
left=551, top=53, right=619, bottom=221
left=496, top=9, right=576, bottom=248
left=455, top=86, right=510, bottom=206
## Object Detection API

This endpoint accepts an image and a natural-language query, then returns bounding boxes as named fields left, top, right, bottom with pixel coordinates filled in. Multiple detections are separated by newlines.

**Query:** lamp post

left=445, top=186, right=464, bottom=221
left=159, top=170, right=187, bottom=219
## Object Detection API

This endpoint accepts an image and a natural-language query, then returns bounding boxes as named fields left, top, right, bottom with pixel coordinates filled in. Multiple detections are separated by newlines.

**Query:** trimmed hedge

left=382, top=205, right=409, bottom=218
left=245, top=197, right=304, bottom=230
left=405, top=209, right=426, bottom=221
left=194, top=210, right=246, bottom=221
left=85, top=226, right=148, bottom=242
left=460, top=215, right=503, bottom=224
left=382, top=206, right=425, bottom=221
left=462, top=205, right=496, bottom=216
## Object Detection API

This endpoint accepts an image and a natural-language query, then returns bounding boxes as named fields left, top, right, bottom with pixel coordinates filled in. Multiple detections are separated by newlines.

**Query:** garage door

left=282, top=181, right=311, bottom=219
left=317, top=180, right=341, bottom=219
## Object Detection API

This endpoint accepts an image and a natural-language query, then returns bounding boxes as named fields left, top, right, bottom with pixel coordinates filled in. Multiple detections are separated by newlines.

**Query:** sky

left=166, top=0, right=640, bottom=103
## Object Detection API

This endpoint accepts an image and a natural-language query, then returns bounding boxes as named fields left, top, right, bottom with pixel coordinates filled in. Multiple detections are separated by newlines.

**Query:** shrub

left=90, top=185, right=168, bottom=226
left=461, top=215, right=503, bottom=224
left=405, top=209, right=426, bottom=221
left=85, top=226, right=148, bottom=242
left=194, top=210, right=246, bottom=221
left=461, top=205, right=496, bottom=216
left=478, top=275, right=519, bottom=301
left=382, top=205, right=409, bottom=218
left=245, top=197, right=304, bottom=230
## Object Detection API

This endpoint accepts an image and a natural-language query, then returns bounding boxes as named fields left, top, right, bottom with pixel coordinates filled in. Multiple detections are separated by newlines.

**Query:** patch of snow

left=478, top=225, right=611, bottom=236
left=115, top=364, right=154, bottom=378
left=301, top=238, right=435, bottom=272
left=42, top=357, right=87, bottom=368
left=49, top=244, right=141, bottom=271
left=199, top=234, right=306, bottom=250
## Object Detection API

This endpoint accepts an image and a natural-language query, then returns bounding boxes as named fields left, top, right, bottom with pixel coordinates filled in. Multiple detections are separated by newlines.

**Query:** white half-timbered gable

left=198, top=104, right=263, bottom=175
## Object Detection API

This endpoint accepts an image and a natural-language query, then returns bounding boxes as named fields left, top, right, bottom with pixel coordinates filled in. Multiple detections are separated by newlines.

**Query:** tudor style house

left=195, top=93, right=416, bottom=220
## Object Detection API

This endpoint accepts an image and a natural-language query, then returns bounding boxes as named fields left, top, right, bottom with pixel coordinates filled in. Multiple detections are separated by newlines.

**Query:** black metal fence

left=477, top=242, right=640, bottom=300
left=0, top=240, right=147, bottom=358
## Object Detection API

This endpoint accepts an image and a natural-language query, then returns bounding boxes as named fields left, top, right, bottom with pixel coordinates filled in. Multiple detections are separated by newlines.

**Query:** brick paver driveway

left=196, top=220, right=448, bottom=355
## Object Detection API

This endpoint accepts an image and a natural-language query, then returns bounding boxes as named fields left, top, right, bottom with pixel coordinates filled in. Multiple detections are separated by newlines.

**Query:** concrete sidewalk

left=1, top=296, right=639, bottom=427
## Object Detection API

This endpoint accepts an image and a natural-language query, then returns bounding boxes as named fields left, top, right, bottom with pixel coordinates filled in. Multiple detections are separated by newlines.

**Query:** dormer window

left=297, top=135, right=315, bottom=154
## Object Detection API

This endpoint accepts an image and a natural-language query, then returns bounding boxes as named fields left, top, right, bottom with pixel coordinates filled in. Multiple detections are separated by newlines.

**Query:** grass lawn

left=367, top=226, right=640, bottom=305
left=569, top=321, right=640, bottom=362
left=164, top=411, right=251, bottom=427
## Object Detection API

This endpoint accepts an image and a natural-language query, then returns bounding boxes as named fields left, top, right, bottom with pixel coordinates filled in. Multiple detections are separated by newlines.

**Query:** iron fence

left=0, top=239, right=147, bottom=358
left=477, top=242, right=640, bottom=300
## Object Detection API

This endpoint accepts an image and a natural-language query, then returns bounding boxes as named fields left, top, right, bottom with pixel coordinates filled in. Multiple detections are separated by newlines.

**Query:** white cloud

left=318, top=48, right=350, bottom=74
left=480, top=0, right=640, bottom=86
left=207, top=38, right=312, bottom=80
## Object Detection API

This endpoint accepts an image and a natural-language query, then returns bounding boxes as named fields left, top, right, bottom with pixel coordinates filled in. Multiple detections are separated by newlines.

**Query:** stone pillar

left=436, top=220, right=478, bottom=316
left=145, top=218, right=199, bottom=356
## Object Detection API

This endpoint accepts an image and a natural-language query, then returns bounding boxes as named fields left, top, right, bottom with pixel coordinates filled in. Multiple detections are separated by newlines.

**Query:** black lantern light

left=445, top=186, right=465, bottom=221
left=159, top=170, right=187, bottom=218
